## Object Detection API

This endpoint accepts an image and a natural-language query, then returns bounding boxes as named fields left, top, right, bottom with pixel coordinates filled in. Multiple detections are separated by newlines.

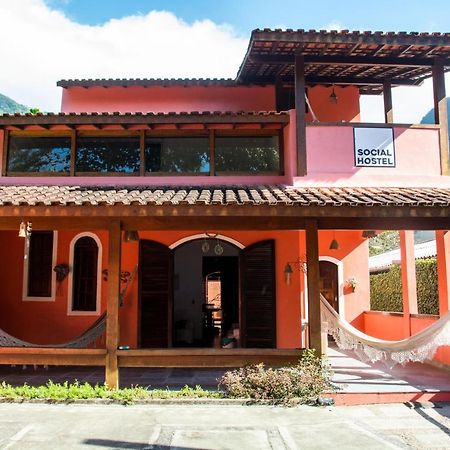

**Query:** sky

left=0, top=0, right=449, bottom=121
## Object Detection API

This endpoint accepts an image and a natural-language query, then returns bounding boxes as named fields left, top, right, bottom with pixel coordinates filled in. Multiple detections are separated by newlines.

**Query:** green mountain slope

left=0, top=93, right=29, bottom=114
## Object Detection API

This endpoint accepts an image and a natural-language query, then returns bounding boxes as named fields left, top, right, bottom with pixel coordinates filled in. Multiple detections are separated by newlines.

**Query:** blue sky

left=48, top=0, right=450, bottom=33
left=0, top=0, right=448, bottom=117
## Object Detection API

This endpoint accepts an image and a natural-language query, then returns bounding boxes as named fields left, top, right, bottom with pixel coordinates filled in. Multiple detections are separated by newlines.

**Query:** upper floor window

left=145, top=137, right=209, bottom=173
left=215, top=136, right=280, bottom=173
left=5, top=131, right=282, bottom=176
left=7, top=136, right=70, bottom=174
left=76, top=136, right=140, bottom=173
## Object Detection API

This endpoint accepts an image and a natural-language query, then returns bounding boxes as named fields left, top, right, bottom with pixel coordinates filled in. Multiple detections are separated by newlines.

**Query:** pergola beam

left=248, top=54, right=450, bottom=67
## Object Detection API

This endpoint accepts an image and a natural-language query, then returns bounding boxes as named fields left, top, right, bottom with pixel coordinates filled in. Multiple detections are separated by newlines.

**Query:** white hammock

left=0, top=313, right=106, bottom=348
left=0, top=264, right=138, bottom=349
left=320, top=294, right=450, bottom=365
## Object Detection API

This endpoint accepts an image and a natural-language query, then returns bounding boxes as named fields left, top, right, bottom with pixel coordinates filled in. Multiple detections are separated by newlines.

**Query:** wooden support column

left=432, top=60, right=449, bottom=176
left=436, top=230, right=450, bottom=315
left=295, top=53, right=307, bottom=176
left=399, top=230, right=418, bottom=336
left=383, top=80, right=394, bottom=124
left=305, top=219, right=323, bottom=354
left=105, top=220, right=122, bottom=389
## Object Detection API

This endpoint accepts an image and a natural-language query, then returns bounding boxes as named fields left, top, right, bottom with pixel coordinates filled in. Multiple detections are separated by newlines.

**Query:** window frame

left=67, top=232, right=102, bottom=316
left=5, top=131, right=72, bottom=177
left=4, top=129, right=284, bottom=177
left=22, top=231, right=58, bottom=302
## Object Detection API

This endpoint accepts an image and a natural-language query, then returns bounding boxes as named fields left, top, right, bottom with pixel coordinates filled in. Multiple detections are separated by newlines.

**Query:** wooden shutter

left=27, top=231, right=54, bottom=297
left=72, top=236, right=98, bottom=311
left=240, top=240, right=276, bottom=348
left=139, top=240, right=173, bottom=348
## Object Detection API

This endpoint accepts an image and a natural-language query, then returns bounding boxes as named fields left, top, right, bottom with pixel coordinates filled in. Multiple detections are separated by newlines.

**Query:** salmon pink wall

left=300, top=125, right=445, bottom=187
left=60, top=86, right=276, bottom=113
left=306, top=86, right=360, bottom=122
left=317, top=230, right=370, bottom=328
left=363, top=312, right=450, bottom=366
left=0, top=230, right=108, bottom=345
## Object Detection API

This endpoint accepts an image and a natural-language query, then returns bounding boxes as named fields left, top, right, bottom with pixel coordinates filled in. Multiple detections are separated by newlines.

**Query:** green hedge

left=370, top=258, right=439, bottom=315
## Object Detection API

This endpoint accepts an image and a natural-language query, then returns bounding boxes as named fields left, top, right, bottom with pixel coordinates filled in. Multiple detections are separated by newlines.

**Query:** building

left=0, top=29, right=449, bottom=387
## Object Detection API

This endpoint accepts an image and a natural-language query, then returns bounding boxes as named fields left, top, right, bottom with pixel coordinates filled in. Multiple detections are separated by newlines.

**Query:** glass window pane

left=215, top=136, right=280, bottom=173
left=76, top=136, right=140, bottom=173
left=145, top=138, right=209, bottom=173
left=7, top=137, right=71, bottom=173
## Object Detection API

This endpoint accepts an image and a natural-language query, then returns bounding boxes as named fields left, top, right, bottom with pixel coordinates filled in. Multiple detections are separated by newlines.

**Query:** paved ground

left=0, top=402, right=449, bottom=449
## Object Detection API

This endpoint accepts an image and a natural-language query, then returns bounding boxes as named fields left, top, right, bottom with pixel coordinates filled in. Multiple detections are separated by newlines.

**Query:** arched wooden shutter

left=240, top=240, right=276, bottom=348
left=139, top=240, right=173, bottom=348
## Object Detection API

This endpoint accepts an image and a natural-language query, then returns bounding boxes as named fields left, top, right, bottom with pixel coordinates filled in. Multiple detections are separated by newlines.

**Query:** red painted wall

left=61, top=85, right=276, bottom=113
left=0, top=230, right=108, bottom=345
left=0, top=230, right=304, bottom=350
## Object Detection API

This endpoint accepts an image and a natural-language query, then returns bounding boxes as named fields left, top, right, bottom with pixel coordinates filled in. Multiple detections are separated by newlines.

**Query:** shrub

left=370, top=258, right=439, bottom=315
left=219, top=349, right=334, bottom=405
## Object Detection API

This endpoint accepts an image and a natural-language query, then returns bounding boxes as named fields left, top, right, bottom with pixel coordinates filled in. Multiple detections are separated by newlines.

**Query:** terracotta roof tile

left=1, top=186, right=450, bottom=208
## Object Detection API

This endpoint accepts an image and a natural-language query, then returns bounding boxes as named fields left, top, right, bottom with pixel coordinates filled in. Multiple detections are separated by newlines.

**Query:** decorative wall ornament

left=53, top=264, right=70, bottom=282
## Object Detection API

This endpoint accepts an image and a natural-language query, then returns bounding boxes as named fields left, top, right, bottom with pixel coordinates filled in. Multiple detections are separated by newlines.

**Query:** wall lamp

left=329, top=85, right=338, bottom=104
left=18, top=221, right=32, bottom=238
left=123, top=230, right=140, bottom=242
left=284, top=259, right=307, bottom=285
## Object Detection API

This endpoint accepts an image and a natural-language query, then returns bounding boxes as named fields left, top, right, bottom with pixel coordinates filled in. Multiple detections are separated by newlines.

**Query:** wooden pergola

left=236, top=29, right=450, bottom=176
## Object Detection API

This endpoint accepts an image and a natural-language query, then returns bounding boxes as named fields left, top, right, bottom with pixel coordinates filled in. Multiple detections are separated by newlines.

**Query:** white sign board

left=354, top=127, right=395, bottom=168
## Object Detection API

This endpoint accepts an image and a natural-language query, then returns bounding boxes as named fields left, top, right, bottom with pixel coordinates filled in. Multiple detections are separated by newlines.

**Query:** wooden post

left=436, top=230, right=450, bottom=315
left=105, top=220, right=122, bottom=389
left=399, top=230, right=418, bottom=336
left=383, top=80, right=394, bottom=124
left=295, top=53, right=307, bottom=176
left=432, top=60, right=449, bottom=176
left=305, top=219, right=323, bottom=354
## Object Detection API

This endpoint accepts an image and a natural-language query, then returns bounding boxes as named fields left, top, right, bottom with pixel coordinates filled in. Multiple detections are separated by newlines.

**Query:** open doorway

left=319, top=260, right=339, bottom=313
left=172, top=239, right=239, bottom=348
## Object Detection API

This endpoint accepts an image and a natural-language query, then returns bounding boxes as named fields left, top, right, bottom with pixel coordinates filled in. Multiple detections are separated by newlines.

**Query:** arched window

left=68, top=234, right=101, bottom=314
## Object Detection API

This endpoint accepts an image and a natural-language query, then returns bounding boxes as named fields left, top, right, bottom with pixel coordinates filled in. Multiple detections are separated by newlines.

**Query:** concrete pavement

left=0, top=402, right=449, bottom=449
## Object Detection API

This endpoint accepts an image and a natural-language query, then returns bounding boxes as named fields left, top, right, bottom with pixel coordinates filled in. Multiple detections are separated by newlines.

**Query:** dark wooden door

left=139, top=240, right=173, bottom=348
left=240, top=240, right=276, bottom=348
left=319, top=261, right=339, bottom=313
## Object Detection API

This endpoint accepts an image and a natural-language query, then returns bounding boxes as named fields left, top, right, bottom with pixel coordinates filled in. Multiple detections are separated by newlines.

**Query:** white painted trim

left=22, top=231, right=58, bottom=302
left=67, top=232, right=102, bottom=316
left=319, top=256, right=345, bottom=319
left=169, top=233, right=245, bottom=250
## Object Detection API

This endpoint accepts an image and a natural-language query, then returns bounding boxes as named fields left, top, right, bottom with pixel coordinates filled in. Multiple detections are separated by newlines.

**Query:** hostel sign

left=353, top=127, right=396, bottom=168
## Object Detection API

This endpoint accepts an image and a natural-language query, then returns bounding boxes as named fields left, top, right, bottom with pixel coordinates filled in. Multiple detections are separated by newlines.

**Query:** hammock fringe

left=321, top=294, right=450, bottom=365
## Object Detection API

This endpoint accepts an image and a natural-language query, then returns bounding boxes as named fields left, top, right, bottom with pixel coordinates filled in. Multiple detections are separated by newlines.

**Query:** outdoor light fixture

left=284, top=263, right=294, bottom=285
left=329, top=231, right=339, bottom=250
left=284, top=258, right=307, bottom=285
left=329, top=86, right=338, bottom=104
left=123, top=230, right=140, bottom=242
left=362, top=230, right=378, bottom=239
left=18, top=221, right=32, bottom=238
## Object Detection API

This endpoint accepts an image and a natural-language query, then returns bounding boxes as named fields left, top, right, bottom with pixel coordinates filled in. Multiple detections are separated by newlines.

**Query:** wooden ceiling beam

left=248, top=54, right=449, bottom=67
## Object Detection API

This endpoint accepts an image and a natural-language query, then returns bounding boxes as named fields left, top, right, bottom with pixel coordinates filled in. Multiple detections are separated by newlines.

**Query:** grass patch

left=0, top=381, right=222, bottom=405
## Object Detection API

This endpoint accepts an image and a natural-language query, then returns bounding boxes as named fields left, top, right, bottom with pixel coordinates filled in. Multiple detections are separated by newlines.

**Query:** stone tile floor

left=0, top=345, right=449, bottom=393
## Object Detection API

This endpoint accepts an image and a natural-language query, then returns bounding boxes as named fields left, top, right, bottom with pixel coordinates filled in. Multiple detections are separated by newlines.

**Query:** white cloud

left=0, top=0, right=448, bottom=122
left=360, top=74, right=450, bottom=123
left=324, top=21, right=344, bottom=32
left=0, top=0, right=247, bottom=111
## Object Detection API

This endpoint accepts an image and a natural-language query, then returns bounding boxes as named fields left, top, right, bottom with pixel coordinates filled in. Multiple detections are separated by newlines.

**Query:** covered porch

left=0, top=185, right=449, bottom=387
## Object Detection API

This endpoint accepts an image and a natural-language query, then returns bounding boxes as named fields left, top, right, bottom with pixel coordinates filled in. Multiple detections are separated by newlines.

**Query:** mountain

left=421, top=98, right=450, bottom=136
left=0, top=93, right=29, bottom=114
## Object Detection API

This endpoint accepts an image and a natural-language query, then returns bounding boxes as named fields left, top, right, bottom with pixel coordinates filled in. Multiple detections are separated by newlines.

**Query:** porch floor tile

left=0, top=346, right=449, bottom=395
